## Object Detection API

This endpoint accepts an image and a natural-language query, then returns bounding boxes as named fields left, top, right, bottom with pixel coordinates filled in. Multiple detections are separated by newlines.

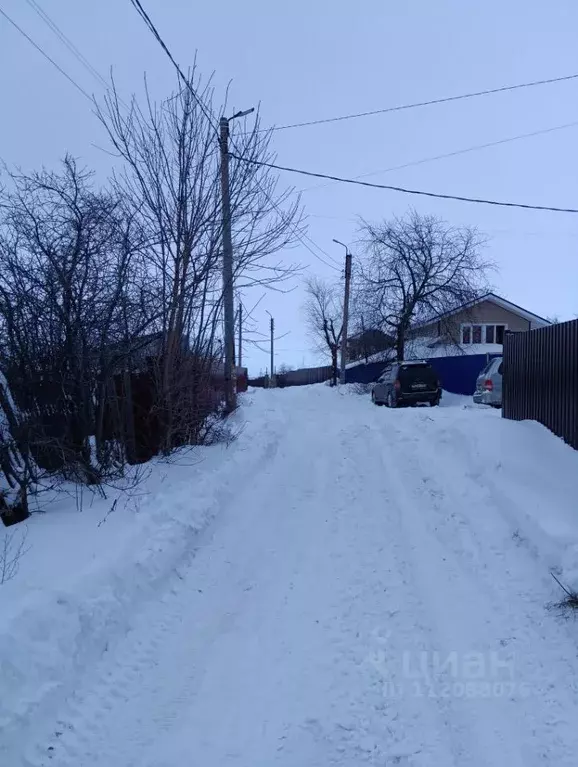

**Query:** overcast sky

left=2, top=0, right=577, bottom=374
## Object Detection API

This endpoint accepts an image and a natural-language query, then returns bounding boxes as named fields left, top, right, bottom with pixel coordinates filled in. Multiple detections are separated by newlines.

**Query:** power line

left=302, top=232, right=341, bottom=270
left=127, top=0, right=218, bottom=133
left=288, top=229, right=340, bottom=271
left=130, top=2, right=337, bottom=276
left=227, top=115, right=342, bottom=271
left=0, top=5, right=93, bottom=103
left=127, top=4, right=341, bottom=348
left=242, top=292, right=267, bottom=325
left=231, top=155, right=578, bottom=214
left=129, top=5, right=339, bottom=299
left=129, top=0, right=336, bottom=277
left=300, top=119, right=578, bottom=194
left=286, top=227, right=340, bottom=271
left=24, top=0, right=110, bottom=91
left=229, top=131, right=340, bottom=271
left=269, top=72, right=578, bottom=131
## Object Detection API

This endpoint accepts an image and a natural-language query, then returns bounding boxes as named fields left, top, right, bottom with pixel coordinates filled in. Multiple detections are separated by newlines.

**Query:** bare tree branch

left=303, top=276, right=343, bottom=386
left=355, top=209, right=493, bottom=360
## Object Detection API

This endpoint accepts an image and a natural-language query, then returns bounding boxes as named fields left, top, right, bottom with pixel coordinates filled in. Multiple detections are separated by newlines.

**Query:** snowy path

left=17, top=387, right=578, bottom=765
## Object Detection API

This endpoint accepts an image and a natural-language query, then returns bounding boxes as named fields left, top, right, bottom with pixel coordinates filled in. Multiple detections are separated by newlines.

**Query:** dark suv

left=371, top=360, right=441, bottom=407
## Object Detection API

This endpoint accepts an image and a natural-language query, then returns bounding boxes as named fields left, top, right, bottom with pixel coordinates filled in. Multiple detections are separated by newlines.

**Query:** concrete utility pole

left=219, top=108, right=254, bottom=412
left=266, top=310, right=275, bottom=386
left=333, top=239, right=352, bottom=385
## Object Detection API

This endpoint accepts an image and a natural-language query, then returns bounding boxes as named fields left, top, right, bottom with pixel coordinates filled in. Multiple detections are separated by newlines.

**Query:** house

left=345, top=293, right=551, bottom=395
left=347, top=328, right=394, bottom=363
left=406, top=293, right=550, bottom=353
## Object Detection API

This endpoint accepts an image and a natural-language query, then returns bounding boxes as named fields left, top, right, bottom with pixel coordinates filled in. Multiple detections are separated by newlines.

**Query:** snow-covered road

left=16, top=386, right=578, bottom=765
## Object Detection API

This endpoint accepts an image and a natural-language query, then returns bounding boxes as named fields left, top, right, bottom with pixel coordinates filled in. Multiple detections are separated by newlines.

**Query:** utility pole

left=266, top=310, right=275, bottom=386
left=219, top=116, right=236, bottom=412
left=333, top=239, right=352, bottom=385
left=238, top=300, right=243, bottom=369
left=219, top=108, right=254, bottom=413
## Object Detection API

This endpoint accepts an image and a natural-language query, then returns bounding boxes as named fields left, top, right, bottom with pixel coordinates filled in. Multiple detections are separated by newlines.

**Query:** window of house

left=461, top=323, right=508, bottom=345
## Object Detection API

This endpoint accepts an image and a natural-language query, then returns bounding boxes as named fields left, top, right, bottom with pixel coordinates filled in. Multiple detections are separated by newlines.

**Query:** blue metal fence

left=345, top=361, right=389, bottom=386
left=346, top=353, right=500, bottom=395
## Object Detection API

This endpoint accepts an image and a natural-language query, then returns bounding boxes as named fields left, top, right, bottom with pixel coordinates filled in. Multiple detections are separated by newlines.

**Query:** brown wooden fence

left=249, top=365, right=333, bottom=388
left=502, top=319, right=578, bottom=450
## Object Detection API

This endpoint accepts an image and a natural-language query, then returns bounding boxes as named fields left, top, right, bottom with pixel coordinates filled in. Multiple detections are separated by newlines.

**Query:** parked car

left=372, top=360, right=441, bottom=407
left=473, top=356, right=503, bottom=407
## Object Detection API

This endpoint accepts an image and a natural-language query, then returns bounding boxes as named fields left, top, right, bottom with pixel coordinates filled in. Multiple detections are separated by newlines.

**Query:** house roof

left=411, top=292, right=551, bottom=330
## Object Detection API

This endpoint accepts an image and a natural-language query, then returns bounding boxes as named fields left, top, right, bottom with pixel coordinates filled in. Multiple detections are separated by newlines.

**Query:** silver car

left=473, top=356, right=503, bottom=407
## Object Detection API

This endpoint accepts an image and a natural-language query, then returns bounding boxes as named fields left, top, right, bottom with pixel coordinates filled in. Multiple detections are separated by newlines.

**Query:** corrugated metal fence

left=502, top=320, right=578, bottom=450
left=249, top=365, right=333, bottom=388
left=345, top=354, right=498, bottom=395
left=280, top=366, right=333, bottom=387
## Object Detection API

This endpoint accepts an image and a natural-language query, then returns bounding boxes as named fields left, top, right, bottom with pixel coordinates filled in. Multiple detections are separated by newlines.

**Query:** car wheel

left=387, top=391, right=397, bottom=409
left=430, top=397, right=440, bottom=407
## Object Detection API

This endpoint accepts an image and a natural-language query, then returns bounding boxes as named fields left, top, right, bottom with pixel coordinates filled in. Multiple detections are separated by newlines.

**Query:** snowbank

left=0, top=393, right=283, bottom=757
left=458, top=413, right=578, bottom=595
left=337, top=381, right=578, bottom=594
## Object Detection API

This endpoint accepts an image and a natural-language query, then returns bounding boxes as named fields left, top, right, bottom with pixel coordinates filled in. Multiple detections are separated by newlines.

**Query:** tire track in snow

left=25, top=402, right=343, bottom=766
left=15, top=389, right=578, bottom=766
left=374, top=406, right=578, bottom=766
left=23, top=395, right=452, bottom=765
left=21, top=409, right=290, bottom=767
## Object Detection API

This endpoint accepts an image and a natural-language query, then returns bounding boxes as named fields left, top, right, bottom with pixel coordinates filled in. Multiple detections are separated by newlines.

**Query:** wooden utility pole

left=238, top=300, right=243, bottom=368
left=266, top=310, right=275, bottom=386
left=333, top=239, right=352, bottom=385
left=219, top=109, right=254, bottom=410
left=219, top=116, right=236, bottom=412
left=340, top=250, right=352, bottom=385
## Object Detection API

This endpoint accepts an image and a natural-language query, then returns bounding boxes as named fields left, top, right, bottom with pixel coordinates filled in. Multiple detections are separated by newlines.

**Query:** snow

left=346, top=339, right=503, bottom=368
left=408, top=340, right=504, bottom=359
left=2, top=385, right=578, bottom=765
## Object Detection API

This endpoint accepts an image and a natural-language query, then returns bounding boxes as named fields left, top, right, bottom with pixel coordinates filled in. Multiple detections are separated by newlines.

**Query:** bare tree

left=0, top=157, right=153, bottom=488
left=356, top=210, right=491, bottom=360
left=97, top=70, right=303, bottom=446
left=0, top=66, right=305, bottom=516
left=304, top=276, right=343, bottom=386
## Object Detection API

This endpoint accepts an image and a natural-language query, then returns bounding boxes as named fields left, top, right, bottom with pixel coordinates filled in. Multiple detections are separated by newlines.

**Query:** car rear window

left=398, top=363, right=437, bottom=385
left=399, top=363, right=429, bottom=371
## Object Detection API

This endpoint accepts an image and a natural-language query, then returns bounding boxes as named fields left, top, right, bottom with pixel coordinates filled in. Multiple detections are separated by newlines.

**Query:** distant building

left=347, top=328, right=394, bottom=363
left=406, top=292, right=550, bottom=355
left=345, top=293, right=551, bottom=394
